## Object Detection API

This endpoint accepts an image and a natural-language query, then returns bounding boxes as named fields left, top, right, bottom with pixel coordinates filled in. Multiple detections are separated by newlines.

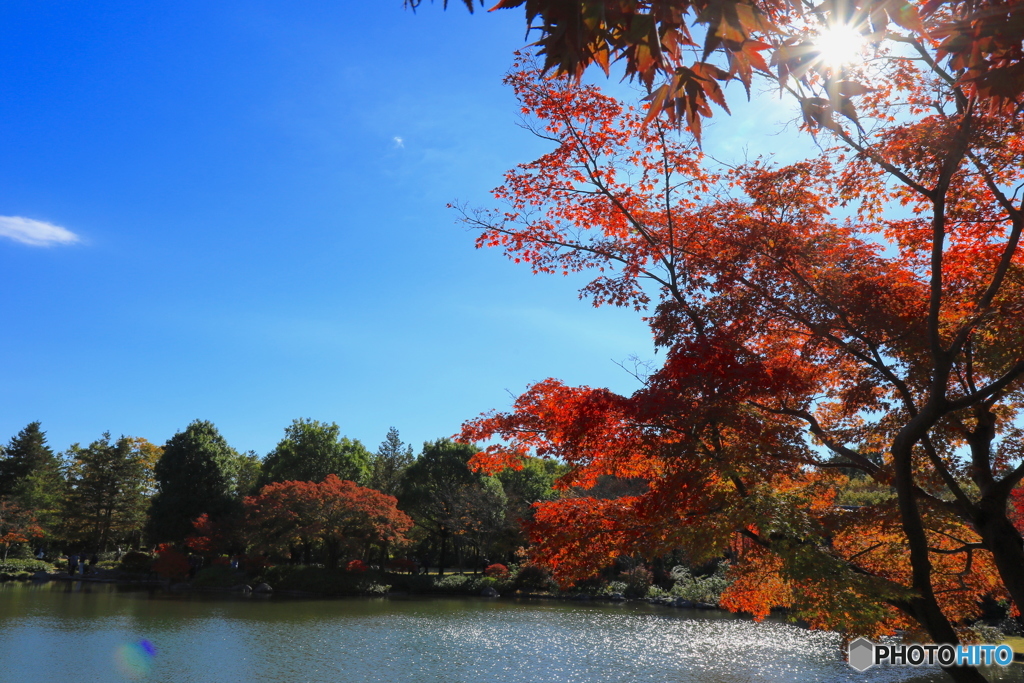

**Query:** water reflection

left=0, top=582, right=1020, bottom=682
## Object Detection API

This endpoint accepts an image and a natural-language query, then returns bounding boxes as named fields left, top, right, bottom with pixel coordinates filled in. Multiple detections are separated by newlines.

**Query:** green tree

left=228, top=450, right=263, bottom=499
left=261, top=418, right=370, bottom=486
left=11, top=462, right=65, bottom=544
left=367, top=427, right=414, bottom=497
left=400, top=438, right=506, bottom=574
left=62, top=435, right=158, bottom=551
left=494, top=456, right=564, bottom=556
left=496, top=456, right=563, bottom=508
left=0, top=423, right=64, bottom=543
left=146, top=420, right=239, bottom=544
left=0, top=422, right=57, bottom=497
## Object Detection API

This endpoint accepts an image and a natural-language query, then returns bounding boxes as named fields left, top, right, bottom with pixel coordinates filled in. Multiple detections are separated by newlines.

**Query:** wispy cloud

left=0, top=216, right=80, bottom=247
left=392, top=136, right=404, bottom=148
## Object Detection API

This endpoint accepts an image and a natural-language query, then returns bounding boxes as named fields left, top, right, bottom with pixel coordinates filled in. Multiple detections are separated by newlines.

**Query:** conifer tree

left=0, top=422, right=56, bottom=497
left=368, top=427, right=414, bottom=497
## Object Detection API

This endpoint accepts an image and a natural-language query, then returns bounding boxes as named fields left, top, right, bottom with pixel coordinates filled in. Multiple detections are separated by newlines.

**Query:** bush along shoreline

left=5, top=548, right=731, bottom=611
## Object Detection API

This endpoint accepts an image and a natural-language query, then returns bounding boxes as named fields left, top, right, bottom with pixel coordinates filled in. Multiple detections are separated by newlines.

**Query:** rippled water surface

left=1, top=582, right=1020, bottom=682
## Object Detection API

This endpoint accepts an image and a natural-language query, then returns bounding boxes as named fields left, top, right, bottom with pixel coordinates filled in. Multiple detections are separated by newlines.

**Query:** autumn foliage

left=346, top=559, right=369, bottom=573
left=152, top=543, right=190, bottom=581
left=185, top=513, right=239, bottom=557
left=484, top=562, right=510, bottom=578
left=457, top=45, right=1024, bottom=677
left=423, top=0, right=1024, bottom=141
left=0, top=498, right=43, bottom=562
left=242, top=475, right=413, bottom=568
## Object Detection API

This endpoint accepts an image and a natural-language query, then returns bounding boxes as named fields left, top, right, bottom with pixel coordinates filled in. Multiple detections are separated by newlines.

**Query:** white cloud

left=392, top=136, right=404, bottom=148
left=0, top=216, right=80, bottom=247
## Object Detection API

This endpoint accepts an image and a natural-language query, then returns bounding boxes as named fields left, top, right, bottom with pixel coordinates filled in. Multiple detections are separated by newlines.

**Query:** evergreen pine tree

left=0, top=422, right=56, bottom=497
left=368, top=427, right=414, bottom=497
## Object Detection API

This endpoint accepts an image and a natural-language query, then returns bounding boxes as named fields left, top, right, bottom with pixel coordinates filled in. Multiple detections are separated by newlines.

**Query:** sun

left=814, top=23, right=867, bottom=69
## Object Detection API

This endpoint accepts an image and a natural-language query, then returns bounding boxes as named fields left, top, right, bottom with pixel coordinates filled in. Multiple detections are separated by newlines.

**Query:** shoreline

left=6, top=570, right=723, bottom=610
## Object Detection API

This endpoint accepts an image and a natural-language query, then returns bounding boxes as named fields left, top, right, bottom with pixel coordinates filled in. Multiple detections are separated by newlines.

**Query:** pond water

left=0, top=581, right=1020, bottom=683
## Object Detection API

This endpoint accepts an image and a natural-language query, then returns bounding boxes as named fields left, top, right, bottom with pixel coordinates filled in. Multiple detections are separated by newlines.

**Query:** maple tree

left=242, top=475, right=413, bottom=568
left=185, top=512, right=245, bottom=557
left=152, top=543, right=190, bottom=581
left=413, top=0, right=1024, bottom=142
left=0, top=497, right=43, bottom=562
left=457, top=49, right=1024, bottom=682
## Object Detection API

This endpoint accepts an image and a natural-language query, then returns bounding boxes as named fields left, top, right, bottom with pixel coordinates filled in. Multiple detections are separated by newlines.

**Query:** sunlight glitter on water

left=0, top=584, right=1019, bottom=683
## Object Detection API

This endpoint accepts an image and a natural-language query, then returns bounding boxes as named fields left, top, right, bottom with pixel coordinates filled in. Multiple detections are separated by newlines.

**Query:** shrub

left=242, top=554, right=272, bottom=573
left=600, top=581, right=628, bottom=597
left=434, top=574, right=470, bottom=591
left=191, top=565, right=242, bottom=588
left=0, top=559, right=53, bottom=574
left=386, top=558, right=418, bottom=574
left=6, top=545, right=36, bottom=560
left=513, top=563, right=556, bottom=592
left=386, top=573, right=436, bottom=594
left=484, top=563, right=509, bottom=579
left=967, top=622, right=1006, bottom=645
left=261, top=565, right=386, bottom=596
left=346, top=559, right=368, bottom=573
left=669, top=563, right=730, bottom=604
left=360, top=581, right=391, bottom=595
left=118, top=551, right=154, bottom=575
left=622, top=566, right=653, bottom=598
left=152, top=545, right=190, bottom=581
left=646, top=585, right=669, bottom=599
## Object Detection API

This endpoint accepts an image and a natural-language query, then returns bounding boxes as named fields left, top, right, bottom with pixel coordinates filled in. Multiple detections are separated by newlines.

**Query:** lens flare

left=114, top=640, right=157, bottom=680
left=815, top=23, right=866, bottom=68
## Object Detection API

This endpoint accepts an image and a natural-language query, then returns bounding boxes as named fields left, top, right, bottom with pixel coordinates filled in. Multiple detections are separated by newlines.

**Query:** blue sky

left=0, top=1, right=810, bottom=458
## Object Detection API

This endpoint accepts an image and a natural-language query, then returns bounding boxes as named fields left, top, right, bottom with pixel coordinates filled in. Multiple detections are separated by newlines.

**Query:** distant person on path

left=188, top=554, right=203, bottom=580
left=68, top=553, right=79, bottom=577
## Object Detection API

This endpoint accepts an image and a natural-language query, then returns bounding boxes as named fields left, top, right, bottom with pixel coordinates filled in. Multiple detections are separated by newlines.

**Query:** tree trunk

left=438, top=530, right=448, bottom=577
left=976, top=507, right=1024, bottom=615
left=892, top=425, right=988, bottom=683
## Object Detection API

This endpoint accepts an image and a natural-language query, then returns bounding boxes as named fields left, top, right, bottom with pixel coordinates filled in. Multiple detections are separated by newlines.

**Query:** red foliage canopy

left=457, top=55, right=1024, bottom=663
left=243, top=475, right=413, bottom=567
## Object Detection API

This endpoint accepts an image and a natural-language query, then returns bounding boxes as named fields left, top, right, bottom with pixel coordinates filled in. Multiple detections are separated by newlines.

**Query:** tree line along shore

left=0, top=419, right=729, bottom=603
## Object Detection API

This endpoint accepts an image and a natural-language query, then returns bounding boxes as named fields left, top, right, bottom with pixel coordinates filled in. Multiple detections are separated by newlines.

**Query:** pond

left=0, top=581, right=1020, bottom=683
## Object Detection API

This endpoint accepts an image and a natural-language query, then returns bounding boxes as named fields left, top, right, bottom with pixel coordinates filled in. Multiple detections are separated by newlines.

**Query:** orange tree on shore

left=455, top=38, right=1024, bottom=681
left=241, top=475, right=413, bottom=568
